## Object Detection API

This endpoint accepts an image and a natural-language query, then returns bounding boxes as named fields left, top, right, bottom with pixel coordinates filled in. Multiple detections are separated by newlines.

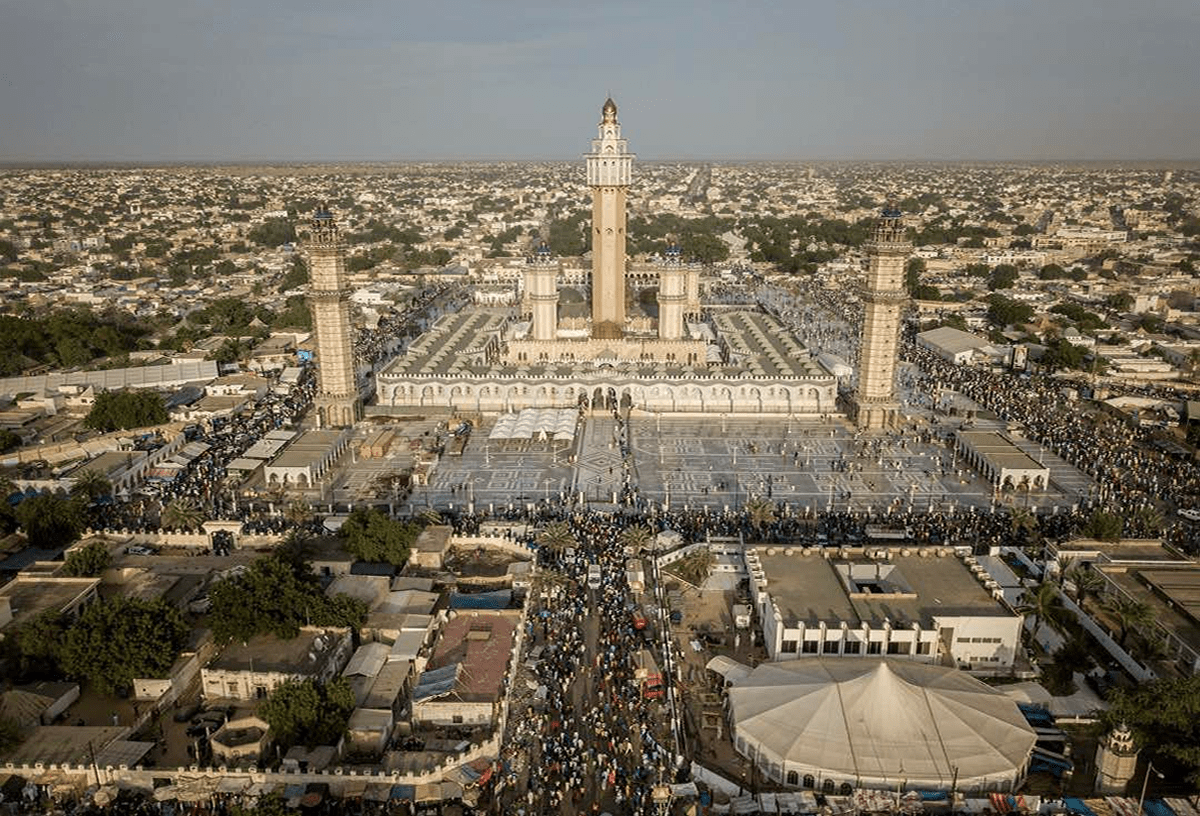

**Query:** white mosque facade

left=376, top=99, right=841, bottom=416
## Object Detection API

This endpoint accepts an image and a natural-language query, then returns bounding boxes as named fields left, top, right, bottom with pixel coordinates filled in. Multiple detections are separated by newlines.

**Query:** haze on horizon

left=1, top=0, right=1199, bottom=165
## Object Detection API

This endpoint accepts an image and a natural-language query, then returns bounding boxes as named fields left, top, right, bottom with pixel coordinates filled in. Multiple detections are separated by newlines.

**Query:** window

left=887, top=641, right=911, bottom=655
left=843, top=640, right=861, bottom=654
left=227, top=681, right=239, bottom=696
left=802, top=640, right=819, bottom=654
left=823, top=779, right=835, bottom=794
left=782, top=640, right=797, bottom=653
left=917, top=641, right=931, bottom=655
left=840, top=783, right=854, bottom=795
left=823, top=640, right=839, bottom=654
left=867, top=641, right=882, bottom=655
left=254, top=685, right=267, bottom=699
left=787, top=771, right=799, bottom=786
left=452, top=715, right=463, bottom=724
left=803, top=774, right=815, bottom=789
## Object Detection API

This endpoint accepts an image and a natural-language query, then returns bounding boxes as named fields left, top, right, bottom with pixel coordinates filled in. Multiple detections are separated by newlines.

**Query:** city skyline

left=1, top=0, right=1199, bottom=163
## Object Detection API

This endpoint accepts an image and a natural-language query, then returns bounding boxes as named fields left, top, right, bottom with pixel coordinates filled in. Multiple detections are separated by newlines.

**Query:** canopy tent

left=488, top=408, right=578, bottom=442
left=727, top=658, right=1036, bottom=792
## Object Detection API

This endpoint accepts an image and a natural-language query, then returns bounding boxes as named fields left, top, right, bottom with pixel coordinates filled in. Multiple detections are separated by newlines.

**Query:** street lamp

left=1138, top=760, right=1164, bottom=816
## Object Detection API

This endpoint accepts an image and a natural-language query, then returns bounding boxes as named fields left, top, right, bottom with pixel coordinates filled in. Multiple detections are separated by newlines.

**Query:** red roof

left=426, top=615, right=516, bottom=702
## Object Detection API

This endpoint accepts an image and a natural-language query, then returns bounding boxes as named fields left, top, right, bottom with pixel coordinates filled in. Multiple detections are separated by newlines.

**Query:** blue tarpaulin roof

left=449, top=589, right=511, bottom=610
left=1064, top=798, right=1097, bottom=816
left=1144, top=801, right=1176, bottom=816
left=390, top=785, right=415, bottom=801
left=412, top=662, right=460, bottom=702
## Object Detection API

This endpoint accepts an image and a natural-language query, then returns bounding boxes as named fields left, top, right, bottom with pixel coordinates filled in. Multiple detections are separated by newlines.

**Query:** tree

left=283, top=501, right=313, bottom=527
left=1065, top=565, right=1105, bottom=606
left=1100, top=595, right=1154, bottom=647
left=62, top=540, right=112, bottom=577
left=0, top=717, right=25, bottom=754
left=247, top=218, right=296, bottom=248
left=1082, top=509, right=1124, bottom=542
left=744, top=497, right=776, bottom=538
left=69, top=468, right=111, bottom=503
left=536, top=521, right=576, bottom=555
left=904, top=257, right=926, bottom=295
left=84, top=390, right=168, bottom=432
left=1018, top=581, right=1065, bottom=638
left=986, top=294, right=1034, bottom=328
left=617, top=524, right=654, bottom=554
left=162, top=498, right=203, bottom=531
left=988, top=265, right=1019, bottom=291
left=1040, top=338, right=1089, bottom=372
left=1105, top=675, right=1200, bottom=785
left=338, top=508, right=420, bottom=566
left=15, top=492, right=84, bottom=549
left=259, top=677, right=356, bottom=751
left=207, top=553, right=367, bottom=643
left=7, top=610, right=69, bottom=681
left=60, top=596, right=188, bottom=695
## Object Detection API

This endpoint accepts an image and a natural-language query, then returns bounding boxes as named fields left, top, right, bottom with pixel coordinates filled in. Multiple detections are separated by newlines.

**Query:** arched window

left=786, top=771, right=799, bottom=786
left=840, top=783, right=853, bottom=795
left=822, top=779, right=835, bottom=794
left=803, top=775, right=815, bottom=789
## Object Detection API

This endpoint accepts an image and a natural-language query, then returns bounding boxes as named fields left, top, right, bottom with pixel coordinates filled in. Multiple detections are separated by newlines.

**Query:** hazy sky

left=2, top=0, right=1199, bottom=162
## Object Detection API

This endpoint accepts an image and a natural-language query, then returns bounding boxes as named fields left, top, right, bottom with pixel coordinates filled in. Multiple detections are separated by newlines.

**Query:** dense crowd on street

left=495, top=514, right=676, bottom=815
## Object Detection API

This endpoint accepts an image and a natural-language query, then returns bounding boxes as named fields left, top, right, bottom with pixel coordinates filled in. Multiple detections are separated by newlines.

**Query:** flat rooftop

left=755, top=548, right=1009, bottom=629
left=380, top=306, right=833, bottom=383
left=209, top=628, right=343, bottom=674
left=0, top=576, right=99, bottom=630
left=957, top=430, right=1046, bottom=472
left=1104, top=567, right=1200, bottom=656
left=268, top=430, right=345, bottom=469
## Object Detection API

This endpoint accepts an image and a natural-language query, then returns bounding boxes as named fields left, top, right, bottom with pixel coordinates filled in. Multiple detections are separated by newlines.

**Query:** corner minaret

left=853, top=206, right=911, bottom=430
left=306, top=204, right=360, bottom=428
left=586, top=97, right=635, bottom=339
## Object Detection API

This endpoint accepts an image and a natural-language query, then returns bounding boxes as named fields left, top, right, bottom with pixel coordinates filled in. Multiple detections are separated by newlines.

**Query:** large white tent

left=726, top=659, right=1036, bottom=793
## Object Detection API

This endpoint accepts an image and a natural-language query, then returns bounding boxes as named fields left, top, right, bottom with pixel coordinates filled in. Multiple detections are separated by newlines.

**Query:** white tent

left=727, top=659, right=1035, bottom=792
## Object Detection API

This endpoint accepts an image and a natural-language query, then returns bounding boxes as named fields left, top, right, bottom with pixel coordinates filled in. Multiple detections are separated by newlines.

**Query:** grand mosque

left=308, top=99, right=908, bottom=426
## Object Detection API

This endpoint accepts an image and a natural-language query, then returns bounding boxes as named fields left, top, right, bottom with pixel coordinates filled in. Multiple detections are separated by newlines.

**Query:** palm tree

left=1100, top=595, right=1155, bottom=648
left=1009, top=506, right=1039, bottom=550
left=673, top=548, right=715, bottom=586
left=283, top=501, right=313, bottom=527
left=417, top=508, right=444, bottom=526
left=744, top=497, right=776, bottom=539
left=70, top=468, right=111, bottom=503
left=1132, top=506, right=1164, bottom=536
left=536, top=521, right=576, bottom=555
left=161, top=498, right=203, bottom=532
left=1019, top=581, right=1065, bottom=639
left=618, top=524, right=654, bottom=555
left=1066, top=565, right=1106, bottom=606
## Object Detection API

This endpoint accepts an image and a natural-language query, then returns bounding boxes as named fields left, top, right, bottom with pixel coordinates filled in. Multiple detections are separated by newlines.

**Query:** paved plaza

left=354, top=410, right=1095, bottom=517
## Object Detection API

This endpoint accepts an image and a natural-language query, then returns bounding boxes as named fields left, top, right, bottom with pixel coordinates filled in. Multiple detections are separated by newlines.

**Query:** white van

left=587, top=564, right=602, bottom=590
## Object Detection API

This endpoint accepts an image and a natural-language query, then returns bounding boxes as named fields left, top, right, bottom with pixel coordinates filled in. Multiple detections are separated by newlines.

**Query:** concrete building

left=262, top=428, right=351, bottom=489
left=746, top=545, right=1022, bottom=673
left=953, top=430, right=1051, bottom=491
left=587, top=97, right=633, bottom=339
left=411, top=613, right=517, bottom=728
left=306, top=206, right=360, bottom=428
left=853, top=207, right=911, bottom=430
left=917, top=326, right=1003, bottom=365
left=200, top=627, right=353, bottom=701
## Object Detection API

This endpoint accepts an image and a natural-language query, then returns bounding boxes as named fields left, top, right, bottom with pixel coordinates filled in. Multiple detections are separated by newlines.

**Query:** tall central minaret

left=853, top=206, right=911, bottom=430
left=306, top=204, right=360, bottom=428
left=585, top=97, right=634, bottom=339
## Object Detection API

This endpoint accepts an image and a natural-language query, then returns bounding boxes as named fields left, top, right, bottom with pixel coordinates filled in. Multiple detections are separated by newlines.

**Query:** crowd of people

left=495, top=515, right=677, bottom=815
